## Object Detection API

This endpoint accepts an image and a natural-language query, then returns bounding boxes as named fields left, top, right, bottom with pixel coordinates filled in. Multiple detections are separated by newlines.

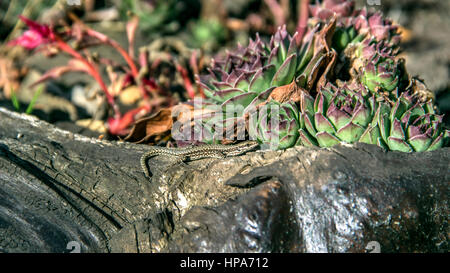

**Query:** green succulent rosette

left=196, top=25, right=317, bottom=117
left=296, top=85, right=449, bottom=152
left=249, top=100, right=300, bottom=150
left=187, top=25, right=322, bottom=145
left=296, top=84, right=387, bottom=147
left=360, top=53, right=401, bottom=94
left=377, top=93, right=448, bottom=152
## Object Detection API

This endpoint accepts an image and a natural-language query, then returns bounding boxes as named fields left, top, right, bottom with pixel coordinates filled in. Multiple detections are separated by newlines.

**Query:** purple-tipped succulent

left=360, top=52, right=401, bottom=94
left=297, top=83, right=382, bottom=147
left=197, top=25, right=314, bottom=115
left=249, top=100, right=300, bottom=150
left=296, top=85, right=449, bottom=151
left=378, top=93, right=448, bottom=152
left=353, top=9, right=400, bottom=45
left=188, top=25, right=320, bottom=145
left=309, top=0, right=355, bottom=20
left=308, top=1, right=400, bottom=52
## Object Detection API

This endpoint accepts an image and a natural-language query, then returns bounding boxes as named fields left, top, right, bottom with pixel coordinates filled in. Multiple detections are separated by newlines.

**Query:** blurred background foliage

left=0, top=0, right=307, bottom=52
left=0, top=0, right=448, bottom=133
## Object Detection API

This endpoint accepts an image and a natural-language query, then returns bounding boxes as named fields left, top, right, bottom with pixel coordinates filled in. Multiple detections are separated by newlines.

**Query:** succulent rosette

left=309, top=0, right=362, bottom=52
left=331, top=25, right=363, bottom=52
left=341, top=38, right=405, bottom=100
left=308, top=1, right=400, bottom=52
left=249, top=100, right=300, bottom=150
left=360, top=53, right=401, bottom=94
left=197, top=25, right=313, bottom=115
left=297, top=84, right=382, bottom=147
left=296, top=85, right=449, bottom=151
left=349, top=39, right=396, bottom=67
left=377, top=93, right=448, bottom=152
left=187, top=25, right=321, bottom=145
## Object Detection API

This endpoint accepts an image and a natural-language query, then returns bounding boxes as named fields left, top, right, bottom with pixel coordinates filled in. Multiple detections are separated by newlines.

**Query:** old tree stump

left=0, top=107, right=448, bottom=253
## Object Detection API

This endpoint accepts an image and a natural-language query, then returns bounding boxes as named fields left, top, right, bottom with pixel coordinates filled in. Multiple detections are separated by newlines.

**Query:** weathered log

left=0, top=107, right=448, bottom=253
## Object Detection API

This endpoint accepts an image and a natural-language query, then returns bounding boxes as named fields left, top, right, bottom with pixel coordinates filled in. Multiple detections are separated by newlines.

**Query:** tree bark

left=0, top=107, right=448, bottom=253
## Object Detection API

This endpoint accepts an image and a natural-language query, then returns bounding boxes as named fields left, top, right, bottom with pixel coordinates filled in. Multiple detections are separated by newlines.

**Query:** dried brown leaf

left=316, top=50, right=337, bottom=92
left=269, top=80, right=308, bottom=103
left=123, top=108, right=173, bottom=144
left=407, top=77, right=435, bottom=103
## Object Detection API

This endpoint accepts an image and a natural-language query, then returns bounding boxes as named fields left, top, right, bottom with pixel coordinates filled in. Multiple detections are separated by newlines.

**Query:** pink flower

left=9, top=30, right=46, bottom=49
left=8, top=16, right=53, bottom=50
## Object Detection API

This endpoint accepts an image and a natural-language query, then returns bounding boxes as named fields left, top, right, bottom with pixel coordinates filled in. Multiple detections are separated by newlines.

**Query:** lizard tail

left=140, top=154, right=151, bottom=178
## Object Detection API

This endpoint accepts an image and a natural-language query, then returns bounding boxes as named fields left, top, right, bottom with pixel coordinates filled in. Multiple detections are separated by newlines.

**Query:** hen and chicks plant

left=187, top=0, right=448, bottom=152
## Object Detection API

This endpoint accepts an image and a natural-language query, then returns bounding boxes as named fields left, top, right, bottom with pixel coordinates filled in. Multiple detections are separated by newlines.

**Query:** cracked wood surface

left=0, top=107, right=448, bottom=253
left=0, top=107, right=250, bottom=252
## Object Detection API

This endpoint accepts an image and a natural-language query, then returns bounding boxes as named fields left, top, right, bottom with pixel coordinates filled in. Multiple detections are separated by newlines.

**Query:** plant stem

left=53, top=36, right=120, bottom=118
left=10, top=88, right=20, bottom=111
left=25, top=84, right=44, bottom=114
left=85, top=28, right=139, bottom=78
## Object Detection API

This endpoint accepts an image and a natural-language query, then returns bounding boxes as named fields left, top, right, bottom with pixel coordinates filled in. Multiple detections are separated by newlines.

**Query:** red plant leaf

left=108, top=106, right=149, bottom=136
left=30, top=59, right=89, bottom=87
left=176, top=62, right=195, bottom=99
left=18, top=15, right=51, bottom=38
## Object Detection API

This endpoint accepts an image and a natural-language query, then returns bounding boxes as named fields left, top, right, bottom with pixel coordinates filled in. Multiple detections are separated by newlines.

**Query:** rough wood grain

left=0, top=107, right=448, bottom=253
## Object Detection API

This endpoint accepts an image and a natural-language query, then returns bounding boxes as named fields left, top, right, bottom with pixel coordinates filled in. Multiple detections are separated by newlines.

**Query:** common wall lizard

left=140, top=141, right=259, bottom=177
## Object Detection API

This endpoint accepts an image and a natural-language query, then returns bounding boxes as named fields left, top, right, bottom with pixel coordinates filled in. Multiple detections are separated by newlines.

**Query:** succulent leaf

left=387, top=136, right=413, bottom=152
left=316, top=131, right=341, bottom=147
left=271, top=54, right=298, bottom=86
left=250, top=100, right=300, bottom=150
